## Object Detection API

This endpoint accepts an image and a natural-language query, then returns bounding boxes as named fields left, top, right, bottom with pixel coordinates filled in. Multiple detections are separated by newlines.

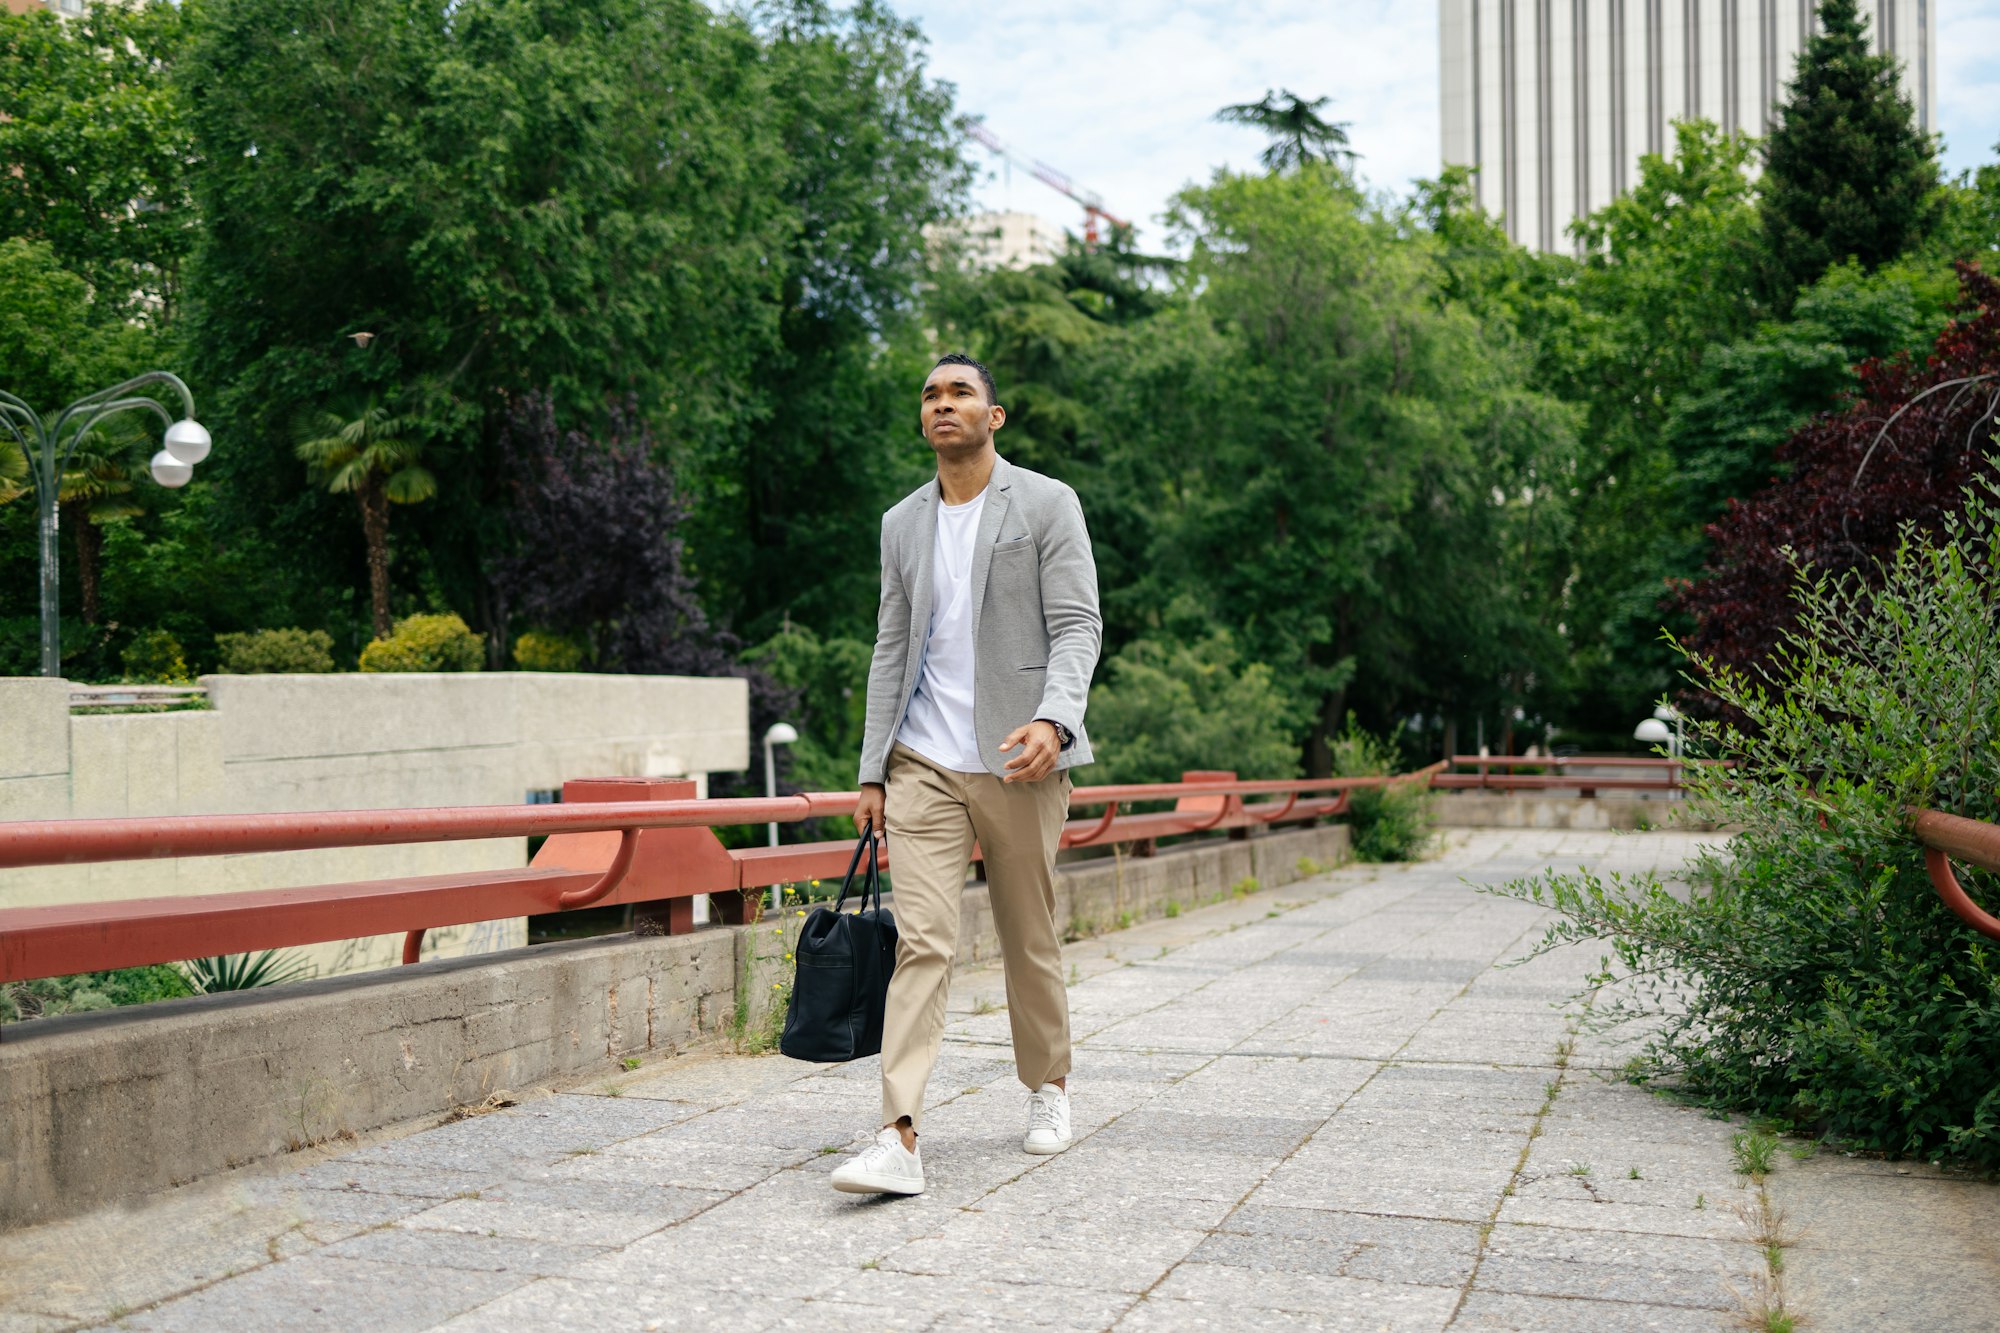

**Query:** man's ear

left=989, top=404, right=1007, bottom=431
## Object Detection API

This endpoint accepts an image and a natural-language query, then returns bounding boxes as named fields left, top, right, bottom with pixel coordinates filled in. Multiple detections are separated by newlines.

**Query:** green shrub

left=513, top=630, right=584, bottom=672
left=1, top=964, right=194, bottom=1023
left=1490, top=481, right=2000, bottom=1168
left=215, top=627, right=336, bottom=674
left=120, top=629, right=190, bottom=683
left=1329, top=714, right=1433, bottom=862
left=358, top=613, right=484, bottom=673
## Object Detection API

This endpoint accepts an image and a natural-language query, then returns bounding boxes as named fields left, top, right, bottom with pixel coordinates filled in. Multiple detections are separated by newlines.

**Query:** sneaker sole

left=1022, top=1137, right=1073, bottom=1156
left=831, top=1172, right=925, bottom=1195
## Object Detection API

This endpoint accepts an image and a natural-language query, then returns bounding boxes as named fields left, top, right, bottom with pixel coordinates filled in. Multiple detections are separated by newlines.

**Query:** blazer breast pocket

left=991, top=535, right=1033, bottom=555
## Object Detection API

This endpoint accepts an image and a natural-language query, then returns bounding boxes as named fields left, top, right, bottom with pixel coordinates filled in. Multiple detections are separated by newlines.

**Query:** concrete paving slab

left=1450, top=1290, right=1738, bottom=1330
left=1160, top=1261, right=1461, bottom=1320
left=111, top=1253, right=528, bottom=1333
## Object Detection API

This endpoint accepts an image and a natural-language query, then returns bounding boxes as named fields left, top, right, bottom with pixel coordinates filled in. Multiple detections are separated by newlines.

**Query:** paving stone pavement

left=8, top=830, right=1827, bottom=1331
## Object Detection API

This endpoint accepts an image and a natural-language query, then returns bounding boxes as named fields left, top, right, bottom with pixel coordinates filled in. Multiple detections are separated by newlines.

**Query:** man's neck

left=935, top=447, right=996, bottom=507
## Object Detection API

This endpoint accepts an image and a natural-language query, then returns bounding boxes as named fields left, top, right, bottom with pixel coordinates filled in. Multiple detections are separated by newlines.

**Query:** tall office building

left=1440, top=1, right=1939, bottom=251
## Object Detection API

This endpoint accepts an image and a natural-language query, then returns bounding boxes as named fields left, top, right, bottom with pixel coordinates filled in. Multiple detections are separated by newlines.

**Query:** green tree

left=683, top=0, right=969, bottom=642
left=1760, top=0, right=1939, bottom=298
left=1663, top=259, right=1955, bottom=537
left=742, top=622, right=873, bottom=792
left=1535, top=122, right=1767, bottom=736
left=0, top=3, right=193, bottom=320
left=1213, top=89, right=1354, bottom=171
left=182, top=0, right=796, bottom=642
left=1086, top=629, right=1302, bottom=785
left=0, top=237, right=163, bottom=630
left=294, top=400, right=436, bottom=639
left=1106, top=166, right=1575, bottom=771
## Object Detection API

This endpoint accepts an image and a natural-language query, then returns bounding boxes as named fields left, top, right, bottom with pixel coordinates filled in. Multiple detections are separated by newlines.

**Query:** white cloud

left=894, top=1, right=2000, bottom=248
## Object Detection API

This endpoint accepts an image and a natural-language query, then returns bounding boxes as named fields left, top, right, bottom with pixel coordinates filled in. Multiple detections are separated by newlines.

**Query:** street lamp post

left=0, top=373, right=210, bottom=678
left=763, top=722, right=799, bottom=910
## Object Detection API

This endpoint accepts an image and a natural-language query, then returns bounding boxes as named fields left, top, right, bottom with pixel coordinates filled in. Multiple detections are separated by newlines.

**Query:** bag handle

left=832, top=822, right=883, bottom=914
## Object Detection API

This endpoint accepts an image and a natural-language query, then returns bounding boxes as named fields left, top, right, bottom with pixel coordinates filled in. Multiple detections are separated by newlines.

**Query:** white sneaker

left=830, top=1126, right=925, bottom=1195
left=1024, top=1083, right=1073, bottom=1155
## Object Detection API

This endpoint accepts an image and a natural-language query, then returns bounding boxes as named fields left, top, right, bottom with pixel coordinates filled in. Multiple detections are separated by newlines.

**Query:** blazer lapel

left=909, top=483, right=938, bottom=650
left=967, top=456, right=1013, bottom=652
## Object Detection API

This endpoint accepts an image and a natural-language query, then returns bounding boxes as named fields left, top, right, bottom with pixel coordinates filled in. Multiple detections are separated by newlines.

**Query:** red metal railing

left=0, top=766, right=1439, bottom=988
left=1910, top=808, right=2000, bottom=941
left=1435, top=754, right=1732, bottom=796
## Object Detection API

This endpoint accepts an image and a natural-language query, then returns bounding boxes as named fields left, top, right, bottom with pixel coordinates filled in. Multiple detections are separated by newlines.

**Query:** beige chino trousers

left=880, top=742, right=1073, bottom=1129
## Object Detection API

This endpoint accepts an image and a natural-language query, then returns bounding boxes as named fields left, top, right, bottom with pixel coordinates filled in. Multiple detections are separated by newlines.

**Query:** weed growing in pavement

left=970, top=997, right=1002, bottom=1017
left=1116, top=910, right=1135, bottom=930
left=1296, top=856, right=1329, bottom=877
left=1627, top=1167, right=1642, bottom=1180
left=1732, top=1129, right=1779, bottom=1178
left=621, top=1057, right=642, bottom=1071
left=1067, top=963, right=1081, bottom=986
left=1785, top=1140, right=1817, bottom=1161
left=1488, top=481, right=2000, bottom=1169
left=564, top=1147, right=597, bottom=1157
left=1164, top=900, right=1180, bottom=918
left=603, top=1086, right=624, bottom=1097
left=1568, top=1162, right=1592, bottom=1177
left=1695, top=1194, right=1707, bottom=1210
left=817, top=1146, right=841, bottom=1156
left=1231, top=877, right=1259, bottom=898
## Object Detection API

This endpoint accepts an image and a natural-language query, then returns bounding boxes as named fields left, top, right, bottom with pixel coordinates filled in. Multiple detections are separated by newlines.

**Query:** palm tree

left=295, top=398, right=436, bottom=639
left=58, top=437, right=146, bottom=624
left=1214, top=90, right=1357, bottom=172
left=0, top=420, right=149, bottom=624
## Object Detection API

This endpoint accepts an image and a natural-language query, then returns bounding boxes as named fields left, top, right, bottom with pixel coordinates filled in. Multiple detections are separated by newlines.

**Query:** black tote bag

left=779, top=824, right=898, bottom=1063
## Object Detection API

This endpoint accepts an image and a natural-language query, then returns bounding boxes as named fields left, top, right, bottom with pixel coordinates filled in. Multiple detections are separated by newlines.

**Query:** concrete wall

left=0, top=822, right=1347, bottom=1229
left=1431, top=793, right=1712, bottom=831
left=0, top=673, right=748, bottom=973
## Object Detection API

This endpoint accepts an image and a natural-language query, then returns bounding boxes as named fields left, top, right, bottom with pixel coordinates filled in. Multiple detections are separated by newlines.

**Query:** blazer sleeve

left=1034, top=486, right=1102, bottom=740
left=858, top=515, right=911, bottom=787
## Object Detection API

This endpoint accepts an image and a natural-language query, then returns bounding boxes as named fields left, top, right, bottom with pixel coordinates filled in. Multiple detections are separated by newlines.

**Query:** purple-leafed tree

left=488, top=393, right=798, bottom=791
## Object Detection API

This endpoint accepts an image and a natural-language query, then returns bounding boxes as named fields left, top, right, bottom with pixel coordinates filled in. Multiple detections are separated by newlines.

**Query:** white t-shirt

left=897, top=489, right=987, bottom=772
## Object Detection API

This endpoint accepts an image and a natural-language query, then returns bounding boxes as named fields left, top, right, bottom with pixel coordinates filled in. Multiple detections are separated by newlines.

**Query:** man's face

left=920, top=365, right=1005, bottom=457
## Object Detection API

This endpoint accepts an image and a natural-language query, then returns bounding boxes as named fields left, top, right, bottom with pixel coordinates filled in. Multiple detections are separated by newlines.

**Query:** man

left=830, top=352, right=1101, bottom=1197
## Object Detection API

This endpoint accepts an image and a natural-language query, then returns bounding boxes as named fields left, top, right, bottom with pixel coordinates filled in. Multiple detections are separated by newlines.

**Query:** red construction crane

left=966, top=122, right=1130, bottom=246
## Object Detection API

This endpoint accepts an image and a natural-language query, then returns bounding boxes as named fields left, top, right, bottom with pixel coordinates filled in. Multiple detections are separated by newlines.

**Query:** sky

left=893, top=1, right=2000, bottom=251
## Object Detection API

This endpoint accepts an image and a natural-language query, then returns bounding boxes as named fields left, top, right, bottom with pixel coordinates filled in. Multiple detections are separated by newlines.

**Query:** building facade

left=4, top=0, right=91, bottom=16
left=1440, top=0, right=1939, bottom=251
left=926, top=210, right=1067, bottom=270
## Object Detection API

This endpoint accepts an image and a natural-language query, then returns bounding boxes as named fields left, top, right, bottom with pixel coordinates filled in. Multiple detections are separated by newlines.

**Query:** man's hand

left=999, top=720, right=1062, bottom=783
left=854, top=784, right=886, bottom=840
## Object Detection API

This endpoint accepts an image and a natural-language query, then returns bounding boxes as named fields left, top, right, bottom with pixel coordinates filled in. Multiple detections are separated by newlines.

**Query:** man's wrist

left=1036, top=718, right=1074, bottom=750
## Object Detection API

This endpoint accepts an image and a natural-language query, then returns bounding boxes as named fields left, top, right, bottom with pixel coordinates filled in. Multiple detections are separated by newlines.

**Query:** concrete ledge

left=0, top=821, right=1349, bottom=1230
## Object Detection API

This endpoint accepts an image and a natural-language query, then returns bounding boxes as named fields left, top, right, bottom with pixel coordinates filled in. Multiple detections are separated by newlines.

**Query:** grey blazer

left=859, top=455, right=1101, bottom=785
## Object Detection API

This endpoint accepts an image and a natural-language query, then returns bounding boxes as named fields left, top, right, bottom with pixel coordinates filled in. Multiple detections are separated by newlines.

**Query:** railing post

left=529, top=778, right=734, bottom=937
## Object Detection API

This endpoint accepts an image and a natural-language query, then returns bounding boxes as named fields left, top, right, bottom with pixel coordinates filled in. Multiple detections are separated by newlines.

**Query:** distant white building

left=4, top=0, right=91, bottom=15
left=927, top=210, right=1068, bottom=270
left=1440, top=0, right=1939, bottom=252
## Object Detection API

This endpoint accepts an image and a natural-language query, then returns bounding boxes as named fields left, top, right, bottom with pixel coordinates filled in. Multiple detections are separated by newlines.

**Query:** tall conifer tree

left=1760, top=0, right=1938, bottom=300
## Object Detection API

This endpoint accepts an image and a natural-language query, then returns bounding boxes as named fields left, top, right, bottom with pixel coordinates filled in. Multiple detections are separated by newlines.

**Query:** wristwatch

left=1043, top=720, right=1074, bottom=750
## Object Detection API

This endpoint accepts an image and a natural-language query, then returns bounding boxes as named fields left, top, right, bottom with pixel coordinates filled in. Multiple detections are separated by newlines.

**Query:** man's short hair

left=933, top=352, right=998, bottom=407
